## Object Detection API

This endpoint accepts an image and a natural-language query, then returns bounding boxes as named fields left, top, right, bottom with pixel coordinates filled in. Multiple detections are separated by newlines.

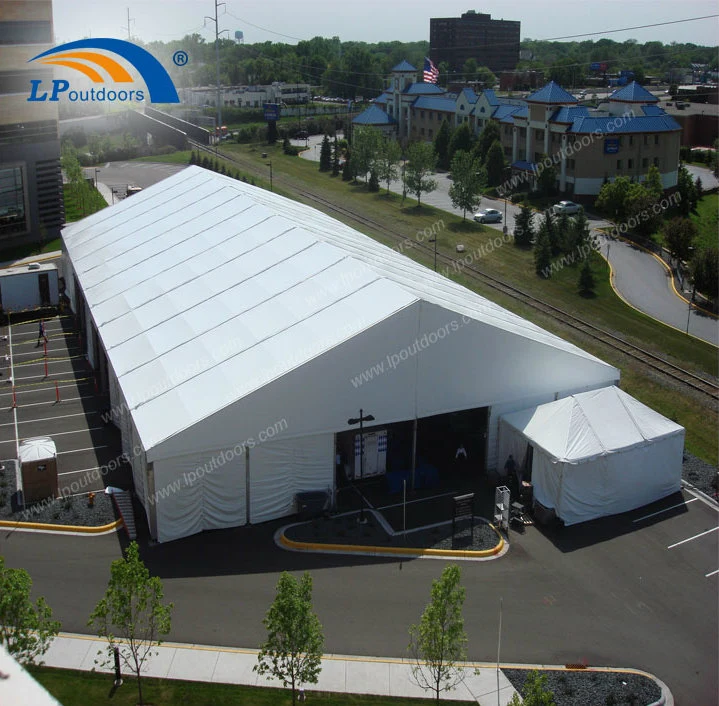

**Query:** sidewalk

left=44, top=632, right=520, bottom=704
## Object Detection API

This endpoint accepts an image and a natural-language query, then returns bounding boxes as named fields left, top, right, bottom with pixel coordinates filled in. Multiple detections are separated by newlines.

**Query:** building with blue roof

left=358, top=62, right=682, bottom=197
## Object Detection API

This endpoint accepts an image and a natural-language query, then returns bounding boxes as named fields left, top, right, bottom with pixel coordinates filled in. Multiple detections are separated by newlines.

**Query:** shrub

left=510, top=191, right=528, bottom=203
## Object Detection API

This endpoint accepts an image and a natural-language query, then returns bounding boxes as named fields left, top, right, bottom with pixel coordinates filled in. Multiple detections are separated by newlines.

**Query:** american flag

left=423, top=56, right=439, bottom=84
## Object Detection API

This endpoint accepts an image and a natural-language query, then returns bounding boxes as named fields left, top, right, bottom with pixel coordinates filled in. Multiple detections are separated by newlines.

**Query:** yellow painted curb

left=279, top=525, right=505, bottom=558
left=0, top=518, right=123, bottom=533
left=610, top=233, right=718, bottom=319
left=601, top=246, right=719, bottom=348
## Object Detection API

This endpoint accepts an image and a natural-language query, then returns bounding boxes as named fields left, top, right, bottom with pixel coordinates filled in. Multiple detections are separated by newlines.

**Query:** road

left=298, top=140, right=718, bottom=346
left=1, top=489, right=716, bottom=705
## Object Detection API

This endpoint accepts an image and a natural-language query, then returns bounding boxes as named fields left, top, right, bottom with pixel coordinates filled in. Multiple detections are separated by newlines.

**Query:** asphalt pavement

left=1, top=488, right=715, bottom=704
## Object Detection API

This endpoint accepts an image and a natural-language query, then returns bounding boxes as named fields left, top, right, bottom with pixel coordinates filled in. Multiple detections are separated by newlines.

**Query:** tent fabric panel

left=153, top=457, right=205, bottom=543
left=153, top=449, right=247, bottom=543
left=249, top=433, right=334, bottom=524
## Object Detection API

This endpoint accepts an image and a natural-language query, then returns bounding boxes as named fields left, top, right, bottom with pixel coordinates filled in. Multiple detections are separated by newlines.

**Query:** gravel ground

left=0, top=459, right=116, bottom=527
left=682, top=452, right=718, bottom=498
left=284, top=511, right=501, bottom=552
left=503, top=668, right=662, bottom=706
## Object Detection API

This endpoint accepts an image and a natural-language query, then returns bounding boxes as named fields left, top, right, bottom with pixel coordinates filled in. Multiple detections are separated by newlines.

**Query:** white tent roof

left=18, top=436, right=57, bottom=463
left=500, top=386, right=684, bottom=461
left=62, top=167, right=618, bottom=454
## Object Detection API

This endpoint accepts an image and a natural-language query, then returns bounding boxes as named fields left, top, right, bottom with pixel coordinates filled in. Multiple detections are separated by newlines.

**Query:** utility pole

left=205, top=0, right=227, bottom=146
left=123, top=8, right=134, bottom=41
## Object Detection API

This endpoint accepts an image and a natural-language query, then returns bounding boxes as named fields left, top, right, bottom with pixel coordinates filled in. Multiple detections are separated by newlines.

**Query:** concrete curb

left=498, top=663, right=673, bottom=706
left=277, top=521, right=505, bottom=560
left=599, top=235, right=718, bottom=347
left=0, top=518, right=123, bottom=534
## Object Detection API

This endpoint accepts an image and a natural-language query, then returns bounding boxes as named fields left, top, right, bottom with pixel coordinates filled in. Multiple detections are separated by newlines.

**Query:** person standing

left=36, top=319, right=47, bottom=348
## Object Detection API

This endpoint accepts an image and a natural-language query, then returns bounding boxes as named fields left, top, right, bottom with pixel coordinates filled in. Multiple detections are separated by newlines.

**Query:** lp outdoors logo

left=27, top=38, right=180, bottom=103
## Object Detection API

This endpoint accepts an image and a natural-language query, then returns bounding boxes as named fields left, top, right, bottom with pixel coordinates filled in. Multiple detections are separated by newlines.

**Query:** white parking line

left=633, top=498, right=698, bottom=522
left=12, top=367, right=81, bottom=382
left=377, top=490, right=458, bottom=510
left=8, top=394, right=97, bottom=409
left=0, top=426, right=104, bottom=445
left=8, top=321, right=18, bottom=458
left=58, top=465, right=103, bottom=477
left=57, top=445, right=108, bottom=455
left=0, top=410, right=98, bottom=427
left=706, top=569, right=719, bottom=578
left=0, top=381, right=93, bottom=398
left=667, top=526, right=719, bottom=549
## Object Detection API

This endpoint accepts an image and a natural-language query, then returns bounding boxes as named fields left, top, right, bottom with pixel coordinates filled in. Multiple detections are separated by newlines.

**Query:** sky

left=52, top=0, right=719, bottom=47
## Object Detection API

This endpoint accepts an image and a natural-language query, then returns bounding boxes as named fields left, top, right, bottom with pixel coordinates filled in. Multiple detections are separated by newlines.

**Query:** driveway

left=0, top=488, right=716, bottom=705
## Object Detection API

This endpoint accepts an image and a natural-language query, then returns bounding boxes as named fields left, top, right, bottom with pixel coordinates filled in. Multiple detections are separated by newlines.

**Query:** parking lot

left=0, top=313, right=128, bottom=498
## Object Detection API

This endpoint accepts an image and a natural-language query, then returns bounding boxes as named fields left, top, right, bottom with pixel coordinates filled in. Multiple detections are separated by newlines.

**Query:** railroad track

left=193, top=141, right=719, bottom=403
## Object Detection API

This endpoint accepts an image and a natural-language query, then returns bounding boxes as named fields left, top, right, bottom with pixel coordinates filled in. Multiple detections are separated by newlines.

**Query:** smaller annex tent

left=498, top=386, right=684, bottom=525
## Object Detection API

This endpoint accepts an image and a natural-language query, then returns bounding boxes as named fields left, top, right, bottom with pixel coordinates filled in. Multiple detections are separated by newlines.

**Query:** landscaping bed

left=0, top=460, right=116, bottom=527
left=283, top=510, right=501, bottom=553
left=682, top=451, right=718, bottom=498
left=503, top=668, right=662, bottom=706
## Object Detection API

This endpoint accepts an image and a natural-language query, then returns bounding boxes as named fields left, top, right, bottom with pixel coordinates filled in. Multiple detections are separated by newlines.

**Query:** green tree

left=520, top=670, right=557, bottom=706
left=408, top=565, right=468, bottom=703
left=368, top=169, right=380, bottom=192
left=433, top=119, right=453, bottom=170
left=88, top=542, right=173, bottom=706
left=448, top=122, right=475, bottom=165
left=405, top=141, right=438, bottom=208
left=536, top=155, right=557, bottom=196
left=663, top=217, right=697, bottom=264
left=676, top=164, right=697, bottom=216
left=342, top=151, right=353, bottom=181
left=625, top=183, right=662, bottom=238
left=375, top=138, right=402, bottom=193
left=691, top=246, right=718, bottom=301
left=462, top=58, right=478, bottom=81
left=319, top=134, right=332, bottom=172
left=331, top=136, right=341, bottom=176
left=476, top=66, right=498, bottom=88
left=0, top=557, right=60, bottom=666
left=351, top=126, right=383, bottom=181
left=644, top=164, right=663, bottom=200
left=694, top=176, right=703, bottom=197
left=595, top=176, right=633, bottom=221
left=255, top=572, right=324, bottom=706
left=448, top=150, right=483, bottom=219
left=484, top=140, right=505, bottom=187
left=579, top=259, right=596, bottom=296
left=513, top=202, right=535, bottom=248
left=473, top=120, right=501, bottom=165
left=568, top=208, right=592, bottom=258
left=541, top=210, right=562, bottom=257
left=534, top=221, right=553, bottom=278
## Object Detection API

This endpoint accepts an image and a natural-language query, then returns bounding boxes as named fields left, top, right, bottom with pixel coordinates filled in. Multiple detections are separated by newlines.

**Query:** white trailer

left=0, top=262, right=59, bottom=313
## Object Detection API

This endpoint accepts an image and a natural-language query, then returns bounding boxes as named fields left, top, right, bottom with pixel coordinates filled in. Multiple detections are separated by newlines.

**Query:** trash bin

left=296, top=491, right=329, bottom=520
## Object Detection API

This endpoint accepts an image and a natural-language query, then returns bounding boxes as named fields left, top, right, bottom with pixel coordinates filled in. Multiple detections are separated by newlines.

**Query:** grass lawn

left=690, top=192, right=719, bottom=253
left=132, top=151, right=194, bottom=165
left=212, top=141, right=718, bottom=464
left=30, top=667, right=457, bottom=706
left=0, top=237, right=62, bottom=263
left=63, top=183, right=108, bottom=223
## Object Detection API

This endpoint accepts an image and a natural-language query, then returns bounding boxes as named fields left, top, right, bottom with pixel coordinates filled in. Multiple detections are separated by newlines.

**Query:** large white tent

left=498, top=386, right=684, bottom=525
left=62, top=166, right=620, bottom=542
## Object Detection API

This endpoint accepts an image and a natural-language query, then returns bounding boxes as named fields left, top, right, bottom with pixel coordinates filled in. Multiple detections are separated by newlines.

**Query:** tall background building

left=0, top=0, right=63, bottom=247
left=430, top=11, right=520, bottom=75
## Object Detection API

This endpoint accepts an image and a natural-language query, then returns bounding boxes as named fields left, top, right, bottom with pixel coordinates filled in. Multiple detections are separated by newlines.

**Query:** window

left=420, top=128, right=425, bottom=136
left=420, top=110, right=425, bottom=119
left=628, top=159, right=634, bottom=169
left=535, top=129, right=543, bottom=140
left=643, top=135, right=648, bottom=146
left=653, top=157, right=659, bottom=167
left=654, top=135, right=659, bottom=145
left=642, top=157, right=648, bottom=168
left=0, top=21, right=52, bottom=44
left=629, top=136, right=634, bottom=146
left=568, top=159, right=576, bottom=170
left=616, top=160, right=622, bottom=170
left=429, top=129, right=433, bottom=138
left=0, top=166, right=28, bottom=238
left=428, top=111, right=433, bottom=120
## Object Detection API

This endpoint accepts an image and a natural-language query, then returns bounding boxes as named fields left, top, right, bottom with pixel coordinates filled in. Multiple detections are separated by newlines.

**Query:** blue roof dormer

left=609, top=82, right=659, bottom=104
left=526, top=81, right=578, bottom=105
left=392, top=60, right=417, bottom=73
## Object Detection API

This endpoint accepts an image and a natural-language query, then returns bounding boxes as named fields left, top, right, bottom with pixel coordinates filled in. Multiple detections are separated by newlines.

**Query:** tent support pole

left=410, top=417, right=418, bottom=491
left=245, top=446, right=251, bottom=525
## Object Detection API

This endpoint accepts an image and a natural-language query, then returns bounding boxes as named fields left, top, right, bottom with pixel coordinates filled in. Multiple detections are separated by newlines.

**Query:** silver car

left=474, top=208, right=503, bottom=223
left=553, top=200, right=581, bottom=215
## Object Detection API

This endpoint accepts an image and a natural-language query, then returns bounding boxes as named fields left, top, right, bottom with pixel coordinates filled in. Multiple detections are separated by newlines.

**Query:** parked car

left=553, top=200, right=581, bottom=215
left=473, top=208, right=502, bottom=224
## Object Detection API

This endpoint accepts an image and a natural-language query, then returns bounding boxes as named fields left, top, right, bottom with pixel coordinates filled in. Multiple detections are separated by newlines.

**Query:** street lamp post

left=94, top=168, right=100, bottom=189
left=428, top=236, right=437, bottom=271
left=347, top=409, right=375, bottom=523
left=686, top=285, right=696, bottom=335
left=266, top=161, right=273, bottom=192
